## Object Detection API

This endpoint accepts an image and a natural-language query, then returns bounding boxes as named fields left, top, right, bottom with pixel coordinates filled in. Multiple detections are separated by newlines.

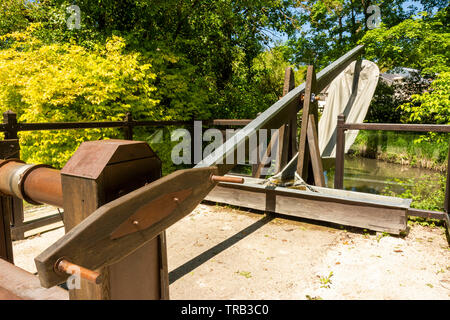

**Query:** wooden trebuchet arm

left=35, top=166, right=219, bottom=288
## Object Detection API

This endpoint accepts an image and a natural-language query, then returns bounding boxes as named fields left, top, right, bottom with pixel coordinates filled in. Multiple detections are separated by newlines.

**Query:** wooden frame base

left=206, top=176, right=409, bottom=235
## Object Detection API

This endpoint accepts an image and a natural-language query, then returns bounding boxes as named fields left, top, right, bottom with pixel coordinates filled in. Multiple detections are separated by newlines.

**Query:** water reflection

left=326, top=155, right=441, bottom=195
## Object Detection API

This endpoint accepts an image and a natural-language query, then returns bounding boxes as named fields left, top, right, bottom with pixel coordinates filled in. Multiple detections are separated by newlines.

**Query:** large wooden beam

left=206, top=177, right=408, bottom=235
left=297, top=65, right=319, bottom=183
left=56, top=140, right=168, bottom=300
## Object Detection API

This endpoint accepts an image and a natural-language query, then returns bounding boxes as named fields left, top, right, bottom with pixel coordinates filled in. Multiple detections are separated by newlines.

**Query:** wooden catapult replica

left=0, top=45, right=449, bottom=300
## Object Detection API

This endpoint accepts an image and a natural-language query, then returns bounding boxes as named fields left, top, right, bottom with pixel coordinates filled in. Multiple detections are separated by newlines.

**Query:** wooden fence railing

left=0, top=110, right=251, bottom=240
left=335, top=113, right=450, bottom=223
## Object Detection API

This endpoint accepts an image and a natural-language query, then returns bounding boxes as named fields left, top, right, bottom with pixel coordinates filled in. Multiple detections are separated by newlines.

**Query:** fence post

left=2, top=111, right=25, bottom=240
left=0, top=194, right=14, bottom=263
left=123, top=112, right=134, bottom=140
left=334, top=113, right=346, bottom=190
left=3, top=110, right=18, bottom=141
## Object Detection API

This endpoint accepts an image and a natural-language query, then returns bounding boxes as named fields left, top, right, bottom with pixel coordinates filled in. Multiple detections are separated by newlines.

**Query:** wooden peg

left=56, top=259, right=102, bottom=284
left=211, top=175, right=244, bottom=184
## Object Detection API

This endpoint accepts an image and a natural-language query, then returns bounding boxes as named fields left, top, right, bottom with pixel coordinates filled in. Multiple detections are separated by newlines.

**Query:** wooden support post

left=275, top=67, right=297, bottom=174
left=2, top=111, right=24, bottom=241
left=334, top=114, right=346, bottom=190
left=60, top=140, right=168, bottom=300
left=123, top=112, right=134, bottom=140
left=297, top=65, right=319, bottom=184
left=0, top=195, right=14, bottom=263
left=306, top=114, right=325, bottom=187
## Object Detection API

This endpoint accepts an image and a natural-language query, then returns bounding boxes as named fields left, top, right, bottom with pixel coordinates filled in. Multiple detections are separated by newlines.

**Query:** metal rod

left=56, top=259, right=102, bottom=284
left=334, top=114, right=346, bottom=190
left=211, top=175, right=244, bottom=184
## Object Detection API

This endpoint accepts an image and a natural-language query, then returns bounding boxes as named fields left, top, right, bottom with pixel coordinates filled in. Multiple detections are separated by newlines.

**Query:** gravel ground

left=12, top=203, right=450, bottom=300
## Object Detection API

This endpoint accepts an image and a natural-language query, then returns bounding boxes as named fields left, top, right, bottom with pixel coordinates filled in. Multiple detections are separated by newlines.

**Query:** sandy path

left=12, top=203, right=450, bottom=300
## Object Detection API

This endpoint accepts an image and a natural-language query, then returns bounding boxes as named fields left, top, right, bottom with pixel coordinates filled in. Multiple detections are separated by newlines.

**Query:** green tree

left=361, top=8, right=449, bottom=126
left=0, top=25, right=159, bottom=167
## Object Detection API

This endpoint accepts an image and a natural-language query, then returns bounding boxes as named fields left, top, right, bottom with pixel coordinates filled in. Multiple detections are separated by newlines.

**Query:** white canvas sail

left=318, top=59, right=380, bottom=158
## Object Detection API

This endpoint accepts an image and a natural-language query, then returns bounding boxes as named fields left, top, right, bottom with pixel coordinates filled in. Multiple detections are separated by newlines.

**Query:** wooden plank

left=35, top=166, right=218, bottom=289
left=0, top=259, right=67, bottom=300
left=58, top=140, right=168, bottom=300
left=196, top=45, right=364, bottom=174
left=206, top=181, right=407, bottom=235
left=307, top=114, right=325, bottom=187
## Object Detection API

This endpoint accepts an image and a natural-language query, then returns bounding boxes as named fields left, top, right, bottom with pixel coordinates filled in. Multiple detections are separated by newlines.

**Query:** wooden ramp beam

left=206, top=177, right=408, bottom=235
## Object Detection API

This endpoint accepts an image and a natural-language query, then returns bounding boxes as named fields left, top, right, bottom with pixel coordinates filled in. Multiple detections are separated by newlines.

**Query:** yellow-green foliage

left=0, top=24, right=159, bottom=168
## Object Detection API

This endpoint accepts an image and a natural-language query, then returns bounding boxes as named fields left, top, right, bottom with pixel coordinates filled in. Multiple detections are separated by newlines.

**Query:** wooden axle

left=56, top=259, right=102, bottom=285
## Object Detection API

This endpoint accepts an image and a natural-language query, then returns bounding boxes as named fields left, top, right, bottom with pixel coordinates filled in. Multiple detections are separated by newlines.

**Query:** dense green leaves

left=0, top=25, right=159, bottom=167
left=362, top=8, right=449, bottom=126
left=0, top=0, right=447, bottom=168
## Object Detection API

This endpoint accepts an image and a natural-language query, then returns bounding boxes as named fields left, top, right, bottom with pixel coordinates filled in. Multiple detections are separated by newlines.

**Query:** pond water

left=325, top=155, right=442, bottom=195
